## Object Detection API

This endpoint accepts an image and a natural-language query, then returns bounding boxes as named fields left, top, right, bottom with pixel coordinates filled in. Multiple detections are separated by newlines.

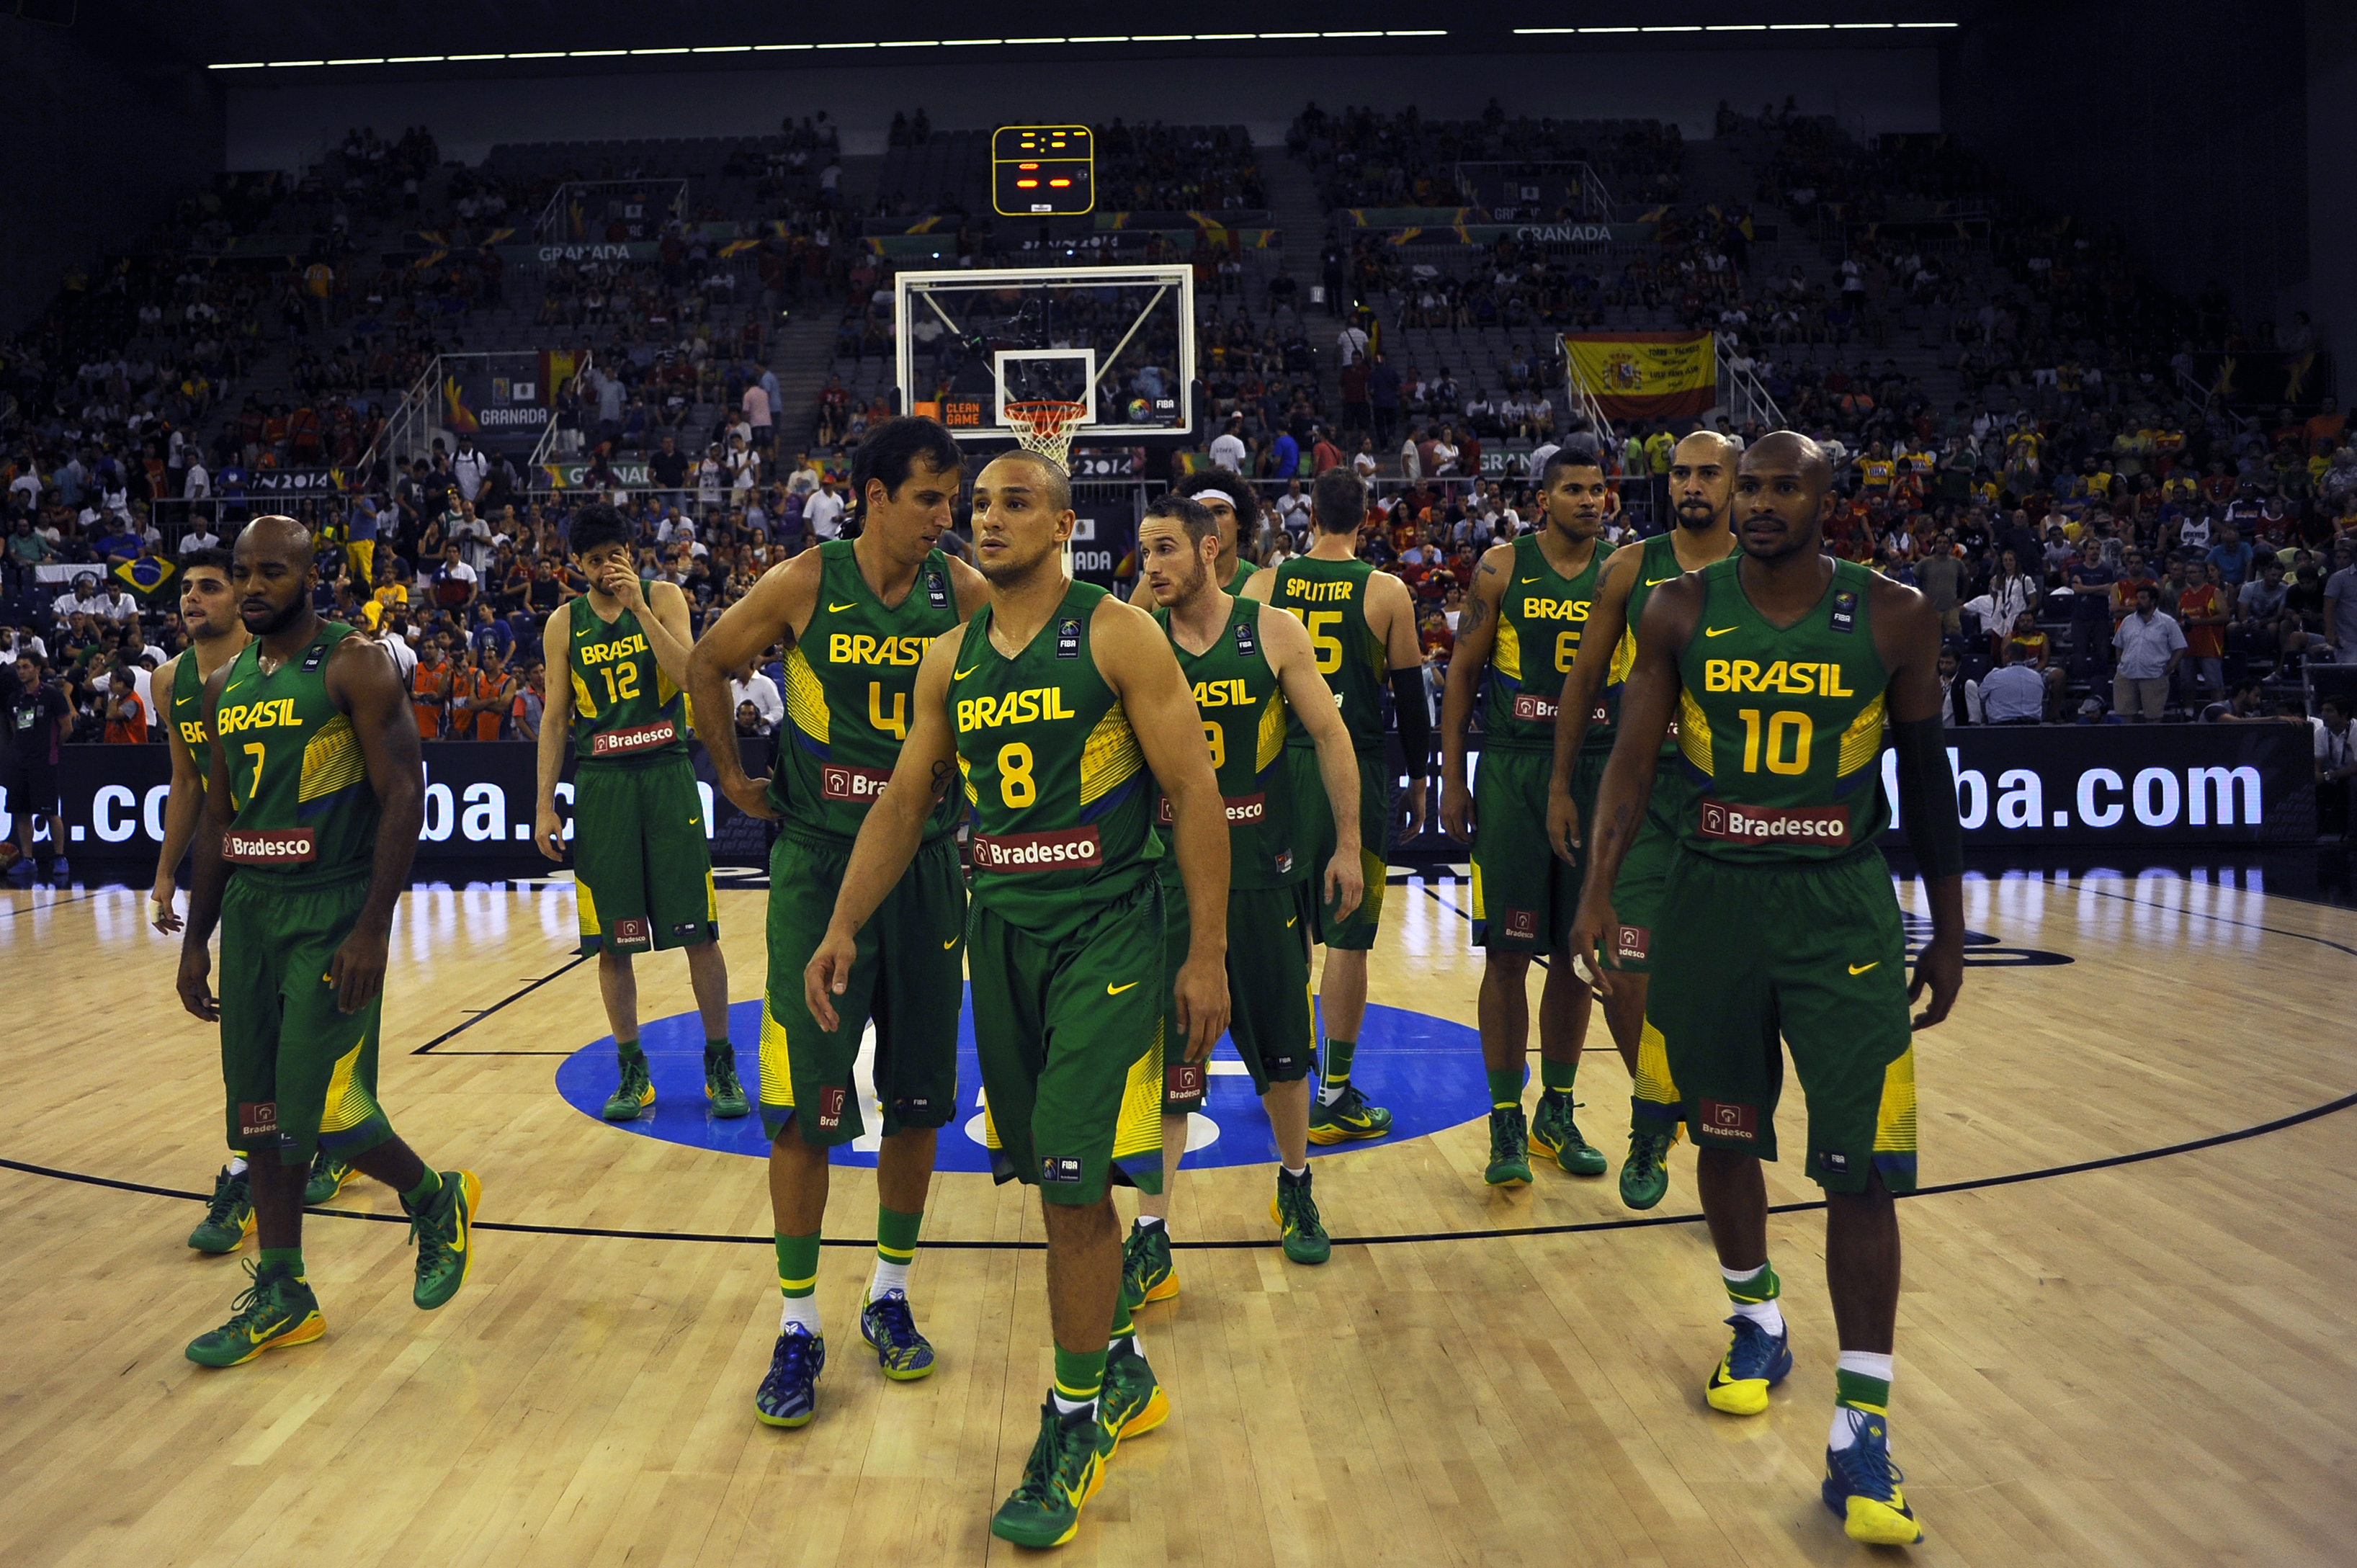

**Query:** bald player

left=1544, top=429, right=1740, bottom=1209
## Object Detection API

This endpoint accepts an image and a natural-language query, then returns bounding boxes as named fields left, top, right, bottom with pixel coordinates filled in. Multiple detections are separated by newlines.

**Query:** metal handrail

left=1556, top=333, right=1619, bottom=452
left=1715, top=331, right=1786, bottom=431
left=528, top=350, right=591, bottom=472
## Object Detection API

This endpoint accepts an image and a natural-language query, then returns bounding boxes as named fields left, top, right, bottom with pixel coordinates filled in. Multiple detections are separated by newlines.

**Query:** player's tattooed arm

left=929, top=757, right=957, bottom=806
left=1547, top=541, right=1644, bottom=861
left=1439, top=541, right=1513, bottom=842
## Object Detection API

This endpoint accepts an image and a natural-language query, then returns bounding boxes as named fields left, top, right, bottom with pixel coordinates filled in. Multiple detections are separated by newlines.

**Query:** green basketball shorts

left=967, top=875, right=1166, bottom=1204
left=1645, top=846, right=1916, bottom=1194
left=760, top=832, right=966, bottom=1147
left=1600, top=758, right=1690, bottom=976
left=217, top=869, right=394, bottom=1168
left=571, top=753, right=717, bottom=955
left=1285, top=744, right=1387, bottom=950
left=1471, top=746, right=1588, bottom=953
left=1159, top=874, right=1316, bottom=1110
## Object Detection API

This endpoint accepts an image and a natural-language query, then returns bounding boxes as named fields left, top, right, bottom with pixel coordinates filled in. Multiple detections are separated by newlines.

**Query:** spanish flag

left=1562, top=333, right=1717, bottom=421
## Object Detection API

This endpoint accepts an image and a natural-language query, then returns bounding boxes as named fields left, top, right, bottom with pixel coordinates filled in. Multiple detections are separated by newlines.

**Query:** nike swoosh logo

left=943, top=936, right=960, bottom=949
left=827, top=601, right=857, bottom=612
left=1107, top=981, right=1140, bottom=995
left=688, top=817, right=699, bottom=825
left=1520, top=576, right=1539, bottom=584
left=1645, top=576, right=1676, bottom=586
left=1704, top=626, right=1738, bottom=637
left=1286, top=916, right=1297, bottom=928
left=1849, top=962, right=1879, bottom=975
left=954, top=666, right=980, bottom=680
left=249, top=1314, right=290, bottom=1344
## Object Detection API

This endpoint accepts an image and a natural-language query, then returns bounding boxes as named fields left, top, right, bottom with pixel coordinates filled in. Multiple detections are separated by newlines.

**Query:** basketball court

left=4, top=859, right=2353, bottom=1566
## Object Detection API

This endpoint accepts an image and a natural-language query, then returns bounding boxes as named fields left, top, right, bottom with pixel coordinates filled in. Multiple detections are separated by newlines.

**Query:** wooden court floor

left=1, top=866, right=2353, bottom=1567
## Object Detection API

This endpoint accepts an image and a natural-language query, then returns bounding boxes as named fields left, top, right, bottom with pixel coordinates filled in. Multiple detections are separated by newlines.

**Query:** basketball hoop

left=1003, top=400, right=1088, bottom=469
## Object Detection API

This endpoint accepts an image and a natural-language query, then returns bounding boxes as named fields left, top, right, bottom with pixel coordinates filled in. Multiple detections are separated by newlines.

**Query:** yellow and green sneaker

left=603, top=1051, right=655, bottom=1121
left=1119, top=1220, right=1178, bottom=1311
left=990, top=1401, right=1106, bottom=1548
left=1269, top=1168, right=1332, bottom=1264
left=1307, top=1084, right=1392, bottom=1144
left=1099, top=1341, right=1168, bottom=1461
left=1530, top=1092, right=1608, bottom=1177
left=303, top=1149, right=354, bottom=1206
left=406, top=1169, right=480, bottom=1310
left=185, top=1258, right=325, bottom=1368
left=187, top=1165, right=254, bottom=1254
left=1484, top=1105, right=1534, bottom=1187
left=705, top=1046, right=749, bottom=1119
left=1620, top=1122, right=1677, bottom=1211
left=1823, top=1408, right=1925, bottom=1545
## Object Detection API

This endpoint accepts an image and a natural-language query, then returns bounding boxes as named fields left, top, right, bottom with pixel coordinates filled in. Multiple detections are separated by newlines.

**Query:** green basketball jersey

left=214, top=622, right=378, bottom=878
left=770, top=539, right=962, bottom=843
left=1269, top=554, right=1386, bottom=752
left=952, top=579, right=1162, bottom=941
left=171, top=647, right=212, bottom=780
left=1227, top=557, right=1258, bottom=595
left=1604, top=531, right=1692, bottom=756
left=566, top=586, right=687, bottom=767
left=1482, top=530, right=1606, bottom=753
left=1675, top=556, right=1891, bottom=863
left=1152, top=596, right=1294, bottom=890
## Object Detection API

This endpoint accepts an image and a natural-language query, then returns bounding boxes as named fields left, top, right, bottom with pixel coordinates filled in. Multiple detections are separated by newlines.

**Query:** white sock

left=869, top=1258, right=910, bottom=1301
left=1721, top=1265, right=1785, bottom=1336
left=779, top=1294, right=820, bottom=1337
left=1134, top=1214, right=1165, bottom=1230
left=1282, top=1162, right=1308, bottom=1180
left=226, top=1155, right=249, bottom=1176
left=1052, top=1390, right=1097, bottom=1419
left=1829, top=1351, right=1895, bottom=1451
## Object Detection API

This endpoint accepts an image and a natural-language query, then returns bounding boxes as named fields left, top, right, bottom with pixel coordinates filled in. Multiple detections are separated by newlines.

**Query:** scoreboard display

left=993, top=125, right=1093, bottom=216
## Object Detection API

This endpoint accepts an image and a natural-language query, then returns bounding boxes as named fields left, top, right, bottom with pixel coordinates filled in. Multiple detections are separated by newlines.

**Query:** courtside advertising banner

left=1562, top=331, right=1717, bottom=421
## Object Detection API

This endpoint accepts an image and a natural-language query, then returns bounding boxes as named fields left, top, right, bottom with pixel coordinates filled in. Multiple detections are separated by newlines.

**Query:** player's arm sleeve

left=1392, top=666, right=1432, bottom=768
left=1889, top=713, right=1963, bottom=879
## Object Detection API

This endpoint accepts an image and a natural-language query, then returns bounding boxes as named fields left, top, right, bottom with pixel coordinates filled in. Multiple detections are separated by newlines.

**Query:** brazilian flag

left=114, top=555, right=177, bottom=604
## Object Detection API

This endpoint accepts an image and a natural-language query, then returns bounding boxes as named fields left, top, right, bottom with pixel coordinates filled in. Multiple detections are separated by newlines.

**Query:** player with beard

left=1127, top=470, right=1262, bottom=600
left=1568, top=432, right=1963, bottom=1546
left=805, top=449, right=1230, bottom=1549
left=174, top=516, right=479, bottom=1367
left=1440, top=451, right=1614, bottom=1186
left=151, top=548, right=358, bottom=1250
left=1544, top=429, right=1740, bottom=1209
left=1123, top=491, right=1365, bottom=1299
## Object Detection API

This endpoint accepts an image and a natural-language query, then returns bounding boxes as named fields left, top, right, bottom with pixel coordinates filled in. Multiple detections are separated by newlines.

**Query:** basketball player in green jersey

left=174, top=516, right=480, bottom=1367
left=686, top=417, right=989, bottom=1430
left=1124, top=470, right=1262, bottom=601
left=806, top=449, right=1231, bottom=1549
left=1243, top=467, right=1429, bottom=1143
left=1124, top=491, right=1366, bottom=1300
left=534, top=503, right=741, bottom=1123
left=1546, top=429, right=1740, bottom=1209
left=1569, top=433, right=1964, bottom=1547
left=1439, top=451, right=1612, bottom=1186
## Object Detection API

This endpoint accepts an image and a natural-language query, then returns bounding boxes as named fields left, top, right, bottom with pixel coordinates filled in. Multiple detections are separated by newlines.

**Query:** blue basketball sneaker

left=753, top=1327, right=825, bottom=1428
left=859, top=1291, right=936, bottom=1381
left=1822, top=1406, right=1924, bottom=1545
left=1704, top=1314, right=1792, bottom=1416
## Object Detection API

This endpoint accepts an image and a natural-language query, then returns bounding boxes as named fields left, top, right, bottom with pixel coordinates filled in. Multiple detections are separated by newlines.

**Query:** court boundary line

left=411, top=954, right=594, bottom=1054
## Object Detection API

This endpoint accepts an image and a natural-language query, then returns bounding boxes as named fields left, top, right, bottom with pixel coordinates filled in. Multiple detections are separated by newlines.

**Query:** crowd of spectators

left=1289, top=100, right=1685, bottom=212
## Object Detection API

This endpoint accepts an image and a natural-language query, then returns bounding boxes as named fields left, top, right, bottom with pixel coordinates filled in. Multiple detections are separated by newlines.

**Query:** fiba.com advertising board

left=24, top=725, right=2318, bottom=868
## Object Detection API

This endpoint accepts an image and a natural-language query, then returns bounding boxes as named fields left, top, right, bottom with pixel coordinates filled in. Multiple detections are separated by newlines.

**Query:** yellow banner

left=1562, top=333, right=1717, bottom=419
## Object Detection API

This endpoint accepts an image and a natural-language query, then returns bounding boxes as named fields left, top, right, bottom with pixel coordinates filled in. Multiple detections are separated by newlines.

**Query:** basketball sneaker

left=753, top=1327, right=826, bottom=1428
left=1119, top=1220, right=1178, bottom=1311
left=1307, top=1084, right=1392, bottom=1144
left=859, top=1291, right=936, bottom=1380
left=1620, top=1123, right=1677, bottom=1210
left=406, top=1169, right=480, bottom=1310
left=184, top=1258, right=325, bottom=1368
left=603, top=1052, right=655, bottom=1121
left=989, top=1401, right=1106, bottom=1548
left=1529, top=1092, right=1607, bottom=1176
left=1269, top=1168, right=1332, bottom=1264
left=303, top=1150, right=354, bottom=1206
left=1484, top=1104, right=1533, bottom=1187
left=187, top=1165, right=254, bottom=1254
left=1099, top=1340, right=1168, bottom=1459
left=1823, top=1407, right=1924, bottom=1546
left=1704, top=1314, right=1793, bottom=1416
left=704, top=1045, right=748, bottom=1119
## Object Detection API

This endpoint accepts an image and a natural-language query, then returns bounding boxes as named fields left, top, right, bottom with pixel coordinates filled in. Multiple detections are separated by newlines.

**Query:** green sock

left=1836, top=1367, right=1892, bottom=1413
left=401, top=1168, right=442, bottom=1208
left=872, top=1204, right=921, bottom=1297
left=1723, top=1261, right=1781, bottom=1305
left=1052, top=1345, right=1107, bottom=1411
left=259, top=1246, right=305, bottom=1278
left=1539, top=1057, right=1578, bottom=1094
left=1486, top=1067, right=1526, bottom=1108
left=1109, top=1292, right=1134, bottom=1349
left=617, top=1039, right=645, bottom=1063
left=775, top=1231, right=821, bottom=1299
left=1324, top=1036, right=1356, bottom=1090
left=704, top=1036, right=734, bottom=1062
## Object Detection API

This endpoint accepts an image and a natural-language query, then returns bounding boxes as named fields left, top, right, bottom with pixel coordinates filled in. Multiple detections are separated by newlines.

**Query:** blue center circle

left=555, top=991, right=1490, bottom=1168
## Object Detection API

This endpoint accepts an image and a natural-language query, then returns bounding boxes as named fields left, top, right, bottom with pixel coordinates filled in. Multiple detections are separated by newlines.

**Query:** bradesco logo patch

left=1040, top=1156, right=1084, bottom=1184
left=238, top=1101, right=279, bottom=1139
left=817, top=1085, right=848, bottom=1132
left=1697, top=799, right=1851, bottom=846
left=591, top=718, right=679, bottom=756
left=222, top=828, right=318, bottom=864
left=1165, top=1062, right=1206, bottom=1099
left=1156, top=792, right=1267, bottom=826
left=820, top=763, right=894, bottom=802
left=1615, top=925, right=1650, bottom=961
left=1511, top=692, right=1560, bottom=723
left=970, top=826, right=1103, bottom=873
left=1503, top=908, right=1539, bottom=941
left=610, top=917, right=650, bottom=945
left=1698, top=1099, right=1757, bottom=1142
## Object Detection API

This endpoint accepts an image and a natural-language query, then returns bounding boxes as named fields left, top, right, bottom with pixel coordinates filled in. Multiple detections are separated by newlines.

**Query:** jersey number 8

left=998, top=741, right=1037, bottom=807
